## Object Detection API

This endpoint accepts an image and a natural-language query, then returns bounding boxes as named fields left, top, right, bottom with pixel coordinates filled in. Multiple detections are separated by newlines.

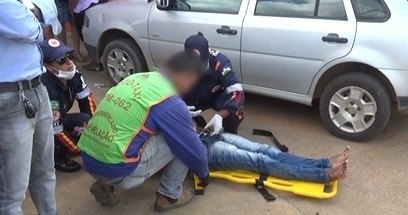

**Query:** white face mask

left=52, top=65, right=76, bottom=80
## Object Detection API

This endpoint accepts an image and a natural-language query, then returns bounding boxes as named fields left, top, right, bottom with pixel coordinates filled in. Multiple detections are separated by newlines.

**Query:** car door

left=148, top=0, right=250, bottom=80
left=241, top=0, right=357, bottom=95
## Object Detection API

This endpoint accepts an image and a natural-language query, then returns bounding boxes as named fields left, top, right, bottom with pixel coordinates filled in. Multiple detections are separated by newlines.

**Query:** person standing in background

left=0, top=1, right=58, bottom=214
left=72, top=0, right=108, bottom=70
left=54, top=0, right=87, bottom=61
left=27, top=0, right=62, bottom=39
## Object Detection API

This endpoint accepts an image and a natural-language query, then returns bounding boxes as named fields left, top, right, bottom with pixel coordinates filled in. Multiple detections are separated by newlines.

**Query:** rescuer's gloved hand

left=205, top=114, right=223, bottom=136
left=187, top=106, right=202, bottom=118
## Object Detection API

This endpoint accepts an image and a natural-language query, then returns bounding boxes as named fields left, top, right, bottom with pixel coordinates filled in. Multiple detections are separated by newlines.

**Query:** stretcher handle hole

left=324, top=184, right=333, bottom=193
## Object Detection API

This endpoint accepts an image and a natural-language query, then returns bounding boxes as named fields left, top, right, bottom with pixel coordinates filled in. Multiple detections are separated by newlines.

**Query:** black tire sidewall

left=319, top=72, right=391, bottom=141
left=101, top=39, right=147, bottom=84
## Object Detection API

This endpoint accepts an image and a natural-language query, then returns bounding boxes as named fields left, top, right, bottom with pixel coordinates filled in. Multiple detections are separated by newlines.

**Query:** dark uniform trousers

left=54, top=113, right=91, bottom=160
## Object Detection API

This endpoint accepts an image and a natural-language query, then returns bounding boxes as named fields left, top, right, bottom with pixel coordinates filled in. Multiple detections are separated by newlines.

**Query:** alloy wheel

left=106, top=49, right=135, bottom=83
left=329, top=86, right=377, bottom=133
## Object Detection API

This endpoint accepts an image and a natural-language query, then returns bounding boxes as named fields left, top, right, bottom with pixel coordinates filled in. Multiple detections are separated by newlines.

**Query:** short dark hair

left=165, top=51, right=202, bottom=74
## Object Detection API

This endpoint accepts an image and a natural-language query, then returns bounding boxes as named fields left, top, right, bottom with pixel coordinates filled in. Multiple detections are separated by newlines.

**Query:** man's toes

left=343, top=163, right=349, bottom=170
left=343, top=146, right=351, bottom=157
left=340, top=168, right=348, bottom=179
left=342, top=163, right=349, bottom=171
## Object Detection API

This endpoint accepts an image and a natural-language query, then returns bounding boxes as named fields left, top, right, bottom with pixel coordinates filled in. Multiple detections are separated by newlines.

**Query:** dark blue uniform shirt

left=183, top=49, right=245, bottom=117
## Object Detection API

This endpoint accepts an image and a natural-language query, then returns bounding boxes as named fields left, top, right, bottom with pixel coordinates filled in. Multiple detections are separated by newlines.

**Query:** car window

left=318, top=1, right=348, bottom=20
left=351, top=0, right=390, bottom=22
left=255, top=0, right=347, bottom=20
left=172, top=0, right=242, bottom=14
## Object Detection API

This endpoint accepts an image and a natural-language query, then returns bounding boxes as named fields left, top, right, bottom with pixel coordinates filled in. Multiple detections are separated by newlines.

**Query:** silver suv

left=82, top=0, right=408, bottom=141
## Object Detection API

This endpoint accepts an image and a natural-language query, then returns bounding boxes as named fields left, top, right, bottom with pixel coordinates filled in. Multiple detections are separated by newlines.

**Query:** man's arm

left=151, top=97, right=209, bottom=178
left=77, top=95, right=96, bottom=116
left=0, top=0, right=43, bottom=42
left=213, top=54, right=245, bottom=117
left=50, top=100, right=80, bottom=154
left=75, top=73, right=96, bottom=116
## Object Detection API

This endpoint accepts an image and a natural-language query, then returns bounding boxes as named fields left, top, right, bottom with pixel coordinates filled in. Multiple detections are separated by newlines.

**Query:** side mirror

left=156, top=0, right=171, bottom=10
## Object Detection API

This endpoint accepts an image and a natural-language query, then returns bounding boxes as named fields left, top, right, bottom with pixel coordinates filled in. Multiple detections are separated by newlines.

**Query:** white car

left=83, top=0, right=408, bottom=141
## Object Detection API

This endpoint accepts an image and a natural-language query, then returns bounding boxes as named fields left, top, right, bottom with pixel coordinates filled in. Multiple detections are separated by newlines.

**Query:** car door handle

left=322, top=33, right=348, bottom=44
left=216, top=26, right=237, bottom=35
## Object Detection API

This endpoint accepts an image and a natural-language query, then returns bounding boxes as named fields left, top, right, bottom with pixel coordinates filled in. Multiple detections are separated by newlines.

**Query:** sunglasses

left=50, top=51, right=76, bottom=65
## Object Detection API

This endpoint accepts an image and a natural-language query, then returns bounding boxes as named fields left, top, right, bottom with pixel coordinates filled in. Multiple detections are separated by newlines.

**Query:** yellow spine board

left=208, top=170, right=337, bottom=199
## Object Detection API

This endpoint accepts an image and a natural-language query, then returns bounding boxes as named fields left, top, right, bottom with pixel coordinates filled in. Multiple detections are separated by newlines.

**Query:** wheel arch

left=312, top=62, right=397, bottom=104
left=97, top=29, right=148, bottom=69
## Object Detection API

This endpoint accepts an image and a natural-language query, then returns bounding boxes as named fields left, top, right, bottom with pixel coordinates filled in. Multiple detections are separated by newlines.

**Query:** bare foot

left=329, top=147, right=351, bottom=181
left=336, top=162, right=350, bottom=180
left=330, top=146, right=350, bottom=168
left=328, top=164, right=343, bottom=181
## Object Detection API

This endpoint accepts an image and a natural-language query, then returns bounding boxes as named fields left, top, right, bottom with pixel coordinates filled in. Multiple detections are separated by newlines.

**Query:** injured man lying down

left=194, top=119, right=350, bottom=184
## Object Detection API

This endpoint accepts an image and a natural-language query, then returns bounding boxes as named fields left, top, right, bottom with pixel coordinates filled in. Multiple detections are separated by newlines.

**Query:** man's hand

left=187, top=106, right=202, bottom=118
left=205, top=114, right=223, bottom=136
left=21, top=0, right=43, bottom=22
left=198, top=174, right=210, bottom=187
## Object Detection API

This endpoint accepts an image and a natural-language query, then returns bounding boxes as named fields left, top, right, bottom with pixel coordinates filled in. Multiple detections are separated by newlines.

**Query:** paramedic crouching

left=40, top=39, right=96, bottom=172
left=183, top=33, right=245, bottom=135
left=78, top=52, right=209, bottom=213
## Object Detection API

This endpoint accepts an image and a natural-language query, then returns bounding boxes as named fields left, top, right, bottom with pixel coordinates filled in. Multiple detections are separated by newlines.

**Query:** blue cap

left=184, top=32, right=210, bottom=63
left=40, top=39, right=74, bottom=62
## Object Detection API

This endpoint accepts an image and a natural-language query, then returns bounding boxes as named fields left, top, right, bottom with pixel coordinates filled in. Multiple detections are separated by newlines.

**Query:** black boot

left=54, top=142, right=81, bottom=172
left=55, top=158, right=81, bottom=172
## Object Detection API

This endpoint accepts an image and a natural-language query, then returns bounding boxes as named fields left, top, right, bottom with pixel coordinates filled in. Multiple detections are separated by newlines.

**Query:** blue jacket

left=81, top=96, right=209, bottom=178
left=183, top=49, right=245, bottom=118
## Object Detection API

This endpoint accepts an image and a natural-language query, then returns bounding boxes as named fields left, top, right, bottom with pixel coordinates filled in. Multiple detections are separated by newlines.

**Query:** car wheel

left=319, top=72, right=391, bottom=141
left=101, top=39, right=147, bottom=84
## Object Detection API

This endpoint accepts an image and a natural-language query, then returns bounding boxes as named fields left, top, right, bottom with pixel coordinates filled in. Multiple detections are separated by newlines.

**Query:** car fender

left=87, top=1, right=155, bottom=67
left=309, top=46, right=398, bottom=98
left=97, top=21, right=153, bottom=66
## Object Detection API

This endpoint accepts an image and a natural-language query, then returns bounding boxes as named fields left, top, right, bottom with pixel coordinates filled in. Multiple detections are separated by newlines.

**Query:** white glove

left=187, top=106, right=202, bottom=118
left=205, top=114, right=223, bottom=136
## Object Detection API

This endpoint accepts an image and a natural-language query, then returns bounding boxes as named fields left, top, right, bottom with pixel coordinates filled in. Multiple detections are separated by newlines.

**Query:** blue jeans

left=205, top=133, right=330, bottom=183
left=92, top=134, right=189, bottom=199
left=0, top=84, right=57, bottom=215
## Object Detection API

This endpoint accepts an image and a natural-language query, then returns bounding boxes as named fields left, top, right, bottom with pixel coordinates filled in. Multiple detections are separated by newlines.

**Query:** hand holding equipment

left=205, top=114, right=223, bottom=136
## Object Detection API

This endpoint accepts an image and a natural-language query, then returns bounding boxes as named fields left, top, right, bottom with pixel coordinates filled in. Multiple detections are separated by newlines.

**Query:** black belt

left=0, top=76, right=41, bottom=93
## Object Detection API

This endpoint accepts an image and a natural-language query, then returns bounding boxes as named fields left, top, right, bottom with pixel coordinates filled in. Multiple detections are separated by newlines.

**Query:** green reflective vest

left=78, top=72, right=175, bottom=164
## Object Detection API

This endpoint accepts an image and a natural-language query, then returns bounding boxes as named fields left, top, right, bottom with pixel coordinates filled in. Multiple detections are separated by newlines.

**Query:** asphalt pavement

left=23, top=68, right=408, bottom=215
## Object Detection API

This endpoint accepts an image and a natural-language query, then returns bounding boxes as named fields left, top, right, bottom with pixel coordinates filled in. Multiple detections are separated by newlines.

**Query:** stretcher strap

left=252, top=129, right=289, bottom=152
left=254, top=174, right=276, bottom=202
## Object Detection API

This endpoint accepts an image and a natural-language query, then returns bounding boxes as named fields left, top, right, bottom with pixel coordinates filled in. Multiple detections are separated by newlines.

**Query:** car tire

left=101, top=39, right=147, bottom=84
left=319, top=72, right=391, bottom=141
